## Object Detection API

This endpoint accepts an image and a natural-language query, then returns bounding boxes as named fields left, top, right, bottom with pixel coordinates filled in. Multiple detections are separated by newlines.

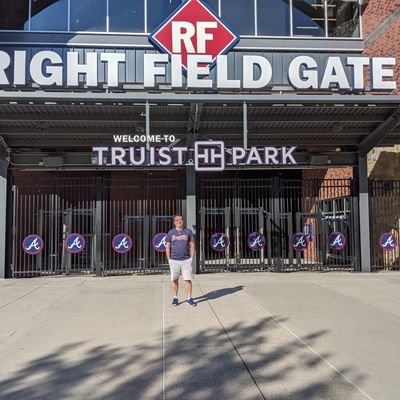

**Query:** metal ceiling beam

left=0, top=113, right=388, bottom=124
left=4, top=137, right=360, bottom=148
left=1, top=91, right=400, bottom=105
left=203, top=114, right=386, bottom=123
left=187, top=103, right=203, bottom=133
left=243, top=102, right=248, bottom=149
left=0, top=127, right=371, bottom=136
left=0, top=113, right=187, bottom=122
left=358, top=111, right=400, bottom=156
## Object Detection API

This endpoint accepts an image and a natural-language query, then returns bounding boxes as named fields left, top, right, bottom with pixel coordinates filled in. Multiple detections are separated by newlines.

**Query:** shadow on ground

left=193, top=285, right=244, bottom=303
left=0, top=318, right=367, bottom=400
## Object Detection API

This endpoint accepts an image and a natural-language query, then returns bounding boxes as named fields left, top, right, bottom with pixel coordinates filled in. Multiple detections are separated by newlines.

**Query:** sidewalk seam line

left=0, top=281, right=50, bottom=311
left=224, top=277, right=375, bottom=400
left=307, top=278, right=400, bottom=320
left=0, top=279, right=87, bottom=346
left=194, top=278, right=267, bottom=400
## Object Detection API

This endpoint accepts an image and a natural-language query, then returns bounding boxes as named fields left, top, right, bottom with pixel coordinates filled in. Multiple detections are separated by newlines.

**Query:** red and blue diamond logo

left=148, top=0, right=240, bottom=71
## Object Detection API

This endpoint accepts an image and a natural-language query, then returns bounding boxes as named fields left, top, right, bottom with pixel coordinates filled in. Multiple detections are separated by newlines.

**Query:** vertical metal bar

left=254, top=0, right=258, bottom=36
left=67, top=0, right=71, bottom=31
left=186, top=166, right=197, bottom=272
left=358, top=156, right=371, bottom=272
left=28, top=0, right=32, bottom=31
left=106, top=0, right=110, bottom=32
left=243, top=102, right=248, bottom=149
left=95, top=176, right=102, bottom=276
left=144, top=0, right=148, bottom=33
left=0, top=160, right=8, bottom=278
left=11, top=185, right=17, bottom=278
left=146, top=101, right=150, bottom=152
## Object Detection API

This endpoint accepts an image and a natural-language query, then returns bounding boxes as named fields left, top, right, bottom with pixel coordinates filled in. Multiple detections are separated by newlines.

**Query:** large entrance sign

left=92, top=142, right=297, bottom=170
left=0, top=0, right=396, bottom=92
left=0, top=50, right=395, bottom=91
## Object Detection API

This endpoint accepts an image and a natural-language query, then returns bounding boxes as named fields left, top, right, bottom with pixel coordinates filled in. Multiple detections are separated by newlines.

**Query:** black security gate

left=11, top=176, right=97, bottom=277
left=199, top=175, right=358, bottom=272
left=370, top=180, right=400, bottom=271
left=10, top=172, right=184, bottom=277
left=101, top=174, right=185, bottom=275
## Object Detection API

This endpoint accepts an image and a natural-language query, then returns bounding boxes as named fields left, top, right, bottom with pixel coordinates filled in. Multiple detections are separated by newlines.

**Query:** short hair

left=173, top=214, right=183, bottom=221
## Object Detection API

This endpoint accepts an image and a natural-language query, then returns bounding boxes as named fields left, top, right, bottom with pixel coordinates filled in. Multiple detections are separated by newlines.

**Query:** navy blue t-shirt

left=166, top=228, right=194, bottom=261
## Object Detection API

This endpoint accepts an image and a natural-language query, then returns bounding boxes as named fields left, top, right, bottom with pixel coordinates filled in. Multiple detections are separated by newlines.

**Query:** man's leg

left=184, top=280, right=192, bottom=299
left=172, top=279, right=179, bottom=297
left=182, top=259, right=196, bottom=305
left=169, top=260, right=180, bottom=305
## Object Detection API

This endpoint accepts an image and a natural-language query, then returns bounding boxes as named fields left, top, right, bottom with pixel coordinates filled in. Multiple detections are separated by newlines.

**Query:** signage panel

left=92, top=142, right=297, bottom=170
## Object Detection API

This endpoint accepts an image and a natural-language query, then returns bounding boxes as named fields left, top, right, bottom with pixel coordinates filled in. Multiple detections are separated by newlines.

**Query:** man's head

left=173, top=214, right=184, bottom=230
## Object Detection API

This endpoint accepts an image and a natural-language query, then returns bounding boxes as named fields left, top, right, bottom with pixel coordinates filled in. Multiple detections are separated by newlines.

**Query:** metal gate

left=199, top=176, right=358, bottom=272
left=11, top=176, right=97, bottom=277
left=101, top=174, right=185, bottom=275
left=370, top=180, right=400, bottom=271
left=10, top=172, right=185, bottom=277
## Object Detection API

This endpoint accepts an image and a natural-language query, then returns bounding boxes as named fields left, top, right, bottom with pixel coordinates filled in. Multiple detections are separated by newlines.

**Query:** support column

left=0, top=159, right=7, bottom=278
left=186, top=166, right=197, bottom=273
left=243, top=101, right=248, bottom=149
left=94, top=176, right=103, bottom=276
left=358, top=156, right=371, bottom=272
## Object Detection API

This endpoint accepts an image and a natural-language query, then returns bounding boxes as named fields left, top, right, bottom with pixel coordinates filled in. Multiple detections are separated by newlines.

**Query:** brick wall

left=362, top=0, right=400, bottom=37
left=363, top=1, right=400, bottom=177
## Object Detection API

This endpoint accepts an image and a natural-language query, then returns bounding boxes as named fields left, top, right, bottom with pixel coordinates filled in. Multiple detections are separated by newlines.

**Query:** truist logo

left=149, top=0, right=239, bottom=71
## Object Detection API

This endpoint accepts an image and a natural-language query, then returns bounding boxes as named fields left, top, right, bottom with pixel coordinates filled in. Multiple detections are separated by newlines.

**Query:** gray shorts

left=169, top=258, right=193, bottom=281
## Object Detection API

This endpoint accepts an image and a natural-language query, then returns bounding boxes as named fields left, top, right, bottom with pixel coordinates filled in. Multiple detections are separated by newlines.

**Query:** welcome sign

left=92, top=141, right=297, bottom=171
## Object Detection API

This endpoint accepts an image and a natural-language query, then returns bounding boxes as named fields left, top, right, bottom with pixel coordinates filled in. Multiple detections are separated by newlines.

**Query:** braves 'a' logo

left=22, top=235, right=44, bottom=255
left=210, top=233, right=229, bottom=252
left=65, top=233, right=86, bottom=254
left=291, top=232, right=309, bottom=252
left=112, top=234, right=133, bottom=254
left=379, top=232, right=398, bottom=251
left=153, top=233, right=168, bottom=253
left=247, top=232, right=266, bottom=251
left=329, top=232, right=346, bottom=251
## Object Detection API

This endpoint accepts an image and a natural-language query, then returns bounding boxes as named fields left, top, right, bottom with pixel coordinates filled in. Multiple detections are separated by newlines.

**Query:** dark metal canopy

left=0, top=92, right=400, bottom=162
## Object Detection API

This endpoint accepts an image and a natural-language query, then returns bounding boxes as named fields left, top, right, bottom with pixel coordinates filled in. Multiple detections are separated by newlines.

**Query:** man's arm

left=166, top=242, right=171, bottom=261
left=190, top=241, right=195, bottom=259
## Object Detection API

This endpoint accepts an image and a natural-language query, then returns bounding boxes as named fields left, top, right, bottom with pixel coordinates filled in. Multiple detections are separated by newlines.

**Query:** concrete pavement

left=0, top=272, right=400, bottom=399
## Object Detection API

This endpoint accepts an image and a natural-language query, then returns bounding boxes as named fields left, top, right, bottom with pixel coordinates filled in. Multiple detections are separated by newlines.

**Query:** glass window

left=109, top=0, right=145, bottom=32
left=257, top=0, right=290, bottom=36
left=204, top=0, right=219, bottom=14
left=292, top=0, right=325, bottom=37
left=70, top=0, right=106, bottom=32
left=0, top=0, right=29, bottom=30
left=327, top=0, right=360, bottom=38
left=31, top=0, right=68, bottom=31
left=221, top=0, right=255, bottom=35
left=147, top=0, right=182, bottom=32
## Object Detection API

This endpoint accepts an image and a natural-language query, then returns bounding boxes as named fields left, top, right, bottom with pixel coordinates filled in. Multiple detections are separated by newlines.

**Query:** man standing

left=166, top=214, right=196, bottom=307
